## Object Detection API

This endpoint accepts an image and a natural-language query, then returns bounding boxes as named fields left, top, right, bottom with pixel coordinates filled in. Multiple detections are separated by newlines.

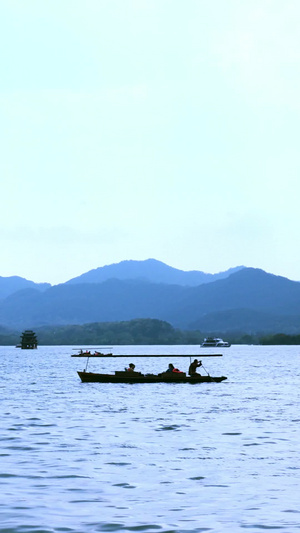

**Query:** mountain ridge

left=0, top=265, right=300, bottom=334
left=65, top=259, right=245, bottom=286
left=0, top=276, right=50, bottom=300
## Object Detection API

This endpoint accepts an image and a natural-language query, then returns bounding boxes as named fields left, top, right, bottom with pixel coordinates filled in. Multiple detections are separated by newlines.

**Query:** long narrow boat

left=71, top=348, right=113, bottom=357
left=75, top=353, right=227, bottom=384
left=77, top=370, right=227, bottom=383
left=72, top=350, right=223, bottom=358
left=72, top=352, right=114, bottom=357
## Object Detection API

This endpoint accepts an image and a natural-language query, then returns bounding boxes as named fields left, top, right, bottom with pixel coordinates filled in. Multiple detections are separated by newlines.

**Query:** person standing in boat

left=188, top=359, right=202, bottom=376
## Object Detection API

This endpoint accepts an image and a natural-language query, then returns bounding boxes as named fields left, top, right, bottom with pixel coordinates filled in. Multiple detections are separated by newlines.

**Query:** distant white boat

left=201, top=337, right=231, bottom=348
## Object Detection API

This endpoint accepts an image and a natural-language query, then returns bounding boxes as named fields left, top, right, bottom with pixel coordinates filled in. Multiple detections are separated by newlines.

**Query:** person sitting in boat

left=188, top=359, right=202, bottom=376
left=126, top=363, right=136, bottom=372
left=166, top=363, right=182, bottom=373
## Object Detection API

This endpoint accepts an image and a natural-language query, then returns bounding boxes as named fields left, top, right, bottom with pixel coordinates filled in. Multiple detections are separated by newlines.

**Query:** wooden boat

left=76, top=352, right=227, bottom=384
left=72, top=351, right=223, bottom=358
left=72, top=351, right=113, bottom=357
left=71, top=348, right=113, bottom=357
left=77, top=370, right=227, bottom=384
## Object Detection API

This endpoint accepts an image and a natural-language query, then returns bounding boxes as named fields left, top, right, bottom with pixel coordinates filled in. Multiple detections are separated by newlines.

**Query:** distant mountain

left=168, top=268, right=300, bottom=327
left=65, top=259, right=244, bottom=286
left=1, top=267, right=300, bottom=335
left=0, top=276, right=50, bottom=300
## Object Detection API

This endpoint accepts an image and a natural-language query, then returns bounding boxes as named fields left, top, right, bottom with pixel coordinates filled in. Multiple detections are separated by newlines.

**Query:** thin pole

left=201, top=362, right=210, bottom=376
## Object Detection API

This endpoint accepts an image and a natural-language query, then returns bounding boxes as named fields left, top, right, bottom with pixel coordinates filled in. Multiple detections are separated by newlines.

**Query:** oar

left=200, top=361, right=210, bottom=376
left=200, top=362, right=219, bottom=383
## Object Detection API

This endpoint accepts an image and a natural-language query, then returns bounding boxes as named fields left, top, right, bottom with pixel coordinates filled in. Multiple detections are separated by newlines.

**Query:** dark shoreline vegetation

left=1, top=318, right=300, bottom=346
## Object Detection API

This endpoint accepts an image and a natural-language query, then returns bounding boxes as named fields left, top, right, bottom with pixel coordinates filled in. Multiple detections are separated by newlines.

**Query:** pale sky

left=1, top=0, right=300, bottom=284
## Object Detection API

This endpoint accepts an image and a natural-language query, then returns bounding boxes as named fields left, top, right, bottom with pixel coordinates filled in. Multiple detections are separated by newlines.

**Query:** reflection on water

left=0, top=344, right=300, bottom=532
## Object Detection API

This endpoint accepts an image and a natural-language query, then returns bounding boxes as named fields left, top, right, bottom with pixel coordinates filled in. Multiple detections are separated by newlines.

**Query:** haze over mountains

left=0, top=259, right=300, bottom=335
left=0, top=276, right=50, bottom=300
left=65, top=259, right=244, bottom=287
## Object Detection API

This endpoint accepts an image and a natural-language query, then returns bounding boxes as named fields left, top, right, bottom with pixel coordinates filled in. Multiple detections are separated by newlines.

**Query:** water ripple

left=0, top=345, right=299, bottom=533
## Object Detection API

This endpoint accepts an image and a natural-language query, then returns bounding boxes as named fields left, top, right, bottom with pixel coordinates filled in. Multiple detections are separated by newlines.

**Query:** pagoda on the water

left=19, top=330, right=38, bottom=349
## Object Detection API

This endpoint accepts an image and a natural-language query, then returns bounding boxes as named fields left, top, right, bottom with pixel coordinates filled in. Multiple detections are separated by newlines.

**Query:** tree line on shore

left=1, top=318, right=300, bottom=346
left=259, top=333, right=300, bottom=345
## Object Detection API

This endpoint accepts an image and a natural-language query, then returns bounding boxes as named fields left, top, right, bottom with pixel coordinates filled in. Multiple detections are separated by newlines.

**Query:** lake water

left=1, top=344, right=300, bottom=533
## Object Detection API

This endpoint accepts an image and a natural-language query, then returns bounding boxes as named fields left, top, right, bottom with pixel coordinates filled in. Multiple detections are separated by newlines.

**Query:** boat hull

left=77, top=371, right=227, bottom=384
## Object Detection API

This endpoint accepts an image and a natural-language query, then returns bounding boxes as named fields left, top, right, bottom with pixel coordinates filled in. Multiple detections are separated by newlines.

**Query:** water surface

left=1, top=344, right=299, bottom=532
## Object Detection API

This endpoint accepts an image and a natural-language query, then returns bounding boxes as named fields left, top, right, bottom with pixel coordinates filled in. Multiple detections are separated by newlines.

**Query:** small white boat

left=201, top=337, right=231, bottom=348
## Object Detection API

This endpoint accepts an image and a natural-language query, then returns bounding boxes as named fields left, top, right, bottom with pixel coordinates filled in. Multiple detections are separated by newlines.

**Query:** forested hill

left=0, top=267, right=300, bottom=335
